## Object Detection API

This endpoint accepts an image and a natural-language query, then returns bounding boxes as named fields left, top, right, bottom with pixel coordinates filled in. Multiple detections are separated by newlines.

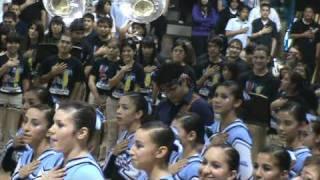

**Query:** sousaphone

left=43, top=0, right=86, bottom=25
left=115, top=0, right=168, bottom=23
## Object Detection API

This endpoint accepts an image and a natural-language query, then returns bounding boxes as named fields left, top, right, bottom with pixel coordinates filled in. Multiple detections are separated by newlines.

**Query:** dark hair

left=229, top=38, right=243, bottom=50
left=140, top=121, right=175, bottom=163
left=223, top=62, right=239, bottom=81
left=70, top=18, right=85, bottom=32
left=139, top=35, right=157, bottom=66
left=48, top=16, right=65, bottom=37
left=58, top=101, right=96, bottom=142
left=254, top=44, right=270, bottom=56
left=124, top=93, right=151, bottom=123
left=260, top=2, right=271, bottom=9
left=172, top=38, right=195, bottom=66
left=132, top=23, right=147, bottom=37
left=285, top=71, right=305, bottom=94
left=121, top=38, right=137, bottom=52
left=97, top=17, right=113, bottom=27
left=26, top=21, right=44, bottom=48
left=215, top=80, right=243, bottom=101
left=207, top=36, right=224, bottom=48
left=259, top=145, right=291, bottom=171
left=205, top=144, right=240, bottom=172
left=277, top=100, right=307, bottom=124
left=245, top=44, right=255, bottom=55
left=239, top=5, right=250, bottom=13
left=27, top=86, right=54, bottom=107
left=6, top=32, right=21, bottom=44
left=227, top=0, right=241, bottom=7
left=29, top=104, right=55, bottom=128
left=0, top=24, right=10, bottom=50
left=96, top=0, right=111, bottom=16
left=197, top=0, right=213, bottom=15
left=3, top=11, right=17, bottom=22
left=83, top=13, right=95, bottom=21
left=154, top=62, right=186, bottom=86
left=175, top=112, right=205, bottom=144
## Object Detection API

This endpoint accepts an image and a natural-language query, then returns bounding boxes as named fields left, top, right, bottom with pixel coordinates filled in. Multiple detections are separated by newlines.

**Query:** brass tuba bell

left=43, top=0, right=86, bottom=25
left=116, top=0, right=168, bottom=23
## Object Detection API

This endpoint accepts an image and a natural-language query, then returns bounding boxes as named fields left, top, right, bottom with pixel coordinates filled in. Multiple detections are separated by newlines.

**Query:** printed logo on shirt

left=49, top=69, right=73, bottom=96
left=0, top=66, right=23, bottom=93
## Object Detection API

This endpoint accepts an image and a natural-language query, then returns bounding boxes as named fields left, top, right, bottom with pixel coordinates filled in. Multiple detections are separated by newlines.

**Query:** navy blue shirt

left=155, top=90, right=214, bottom=125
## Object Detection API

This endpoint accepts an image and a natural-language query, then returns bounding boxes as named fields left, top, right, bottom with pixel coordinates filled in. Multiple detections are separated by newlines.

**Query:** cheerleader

left=199, top=144, right=239, bottom=180
left=171, top=112, right=204, bottom=179
left=209, top=80, right=253, bottom=179
left=42, top=101, right=104, bottom=179
left=130, top=121, right=176, bottom=180
left=1, top=86, right=53, bottom=173
left=276, top=101, right=312, bottom=177
left=298, top=155, right=320, bottom=180
left=11, top=105, right=62, bottom=179
left=254, top=145, right=291, bottom=180
left=103, top=93, right=150, bottom=179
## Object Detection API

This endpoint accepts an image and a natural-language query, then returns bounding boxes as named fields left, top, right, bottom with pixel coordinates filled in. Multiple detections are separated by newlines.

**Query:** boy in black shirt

left=250, top=2, right=278, bottom=57
left=39, top=32, right=83, bottom=102
left=291, top=6, right=319, bottom=72
left=238, top=45, right=279, bottom=159
left=0, top=32, right=30, bottom=143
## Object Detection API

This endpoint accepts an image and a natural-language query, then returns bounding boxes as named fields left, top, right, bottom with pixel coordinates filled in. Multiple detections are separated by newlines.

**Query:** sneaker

left=178, top=20, right=184, bottom=24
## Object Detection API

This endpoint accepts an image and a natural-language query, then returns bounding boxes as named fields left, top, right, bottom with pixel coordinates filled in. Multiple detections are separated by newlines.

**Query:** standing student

left=238, top=45, right=279, bottom=158
left=254, top=145, right=291, bottom=180
left=209, top=80, right=253, bottom=179
left=39, top=32, right=83, bottom=102
left=225, top=6, right=250, bottom=48
left=108, top=39, right=145, bottom=111
left=137, top=36, right=160, bottom=102
left=103, top=93, right=150, bottom=179
left=196, top=36, right=225, bottom=99
left=93, top=17, right=113, bottom=58
left=171, top=112, right=204, bottom=180
left=130, top=121, right=176, bottom=180
left=43, top=16, right=65, bottom=44
left=11, top=105, right=63, bottom=180
left=1, top=86, right=53, bottom=173
left=199, top=144, right=239, bottom=180
left=0, top=32, right=30, bottom=143
left=191, top=0, right=219, bottom=56
left=249, top=2, right=278, bottom=57
left=43, top=101, right=104, bottom=179
left=276, top=101, right=312, bottom=178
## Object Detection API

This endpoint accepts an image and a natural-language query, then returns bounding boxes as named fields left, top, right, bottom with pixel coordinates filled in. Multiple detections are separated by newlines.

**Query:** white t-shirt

left=225, top=17, right=250, bottom=48
left=0, top=0, right=12, bottom=23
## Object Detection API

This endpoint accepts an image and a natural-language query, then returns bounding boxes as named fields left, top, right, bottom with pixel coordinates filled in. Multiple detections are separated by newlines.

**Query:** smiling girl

left=44, top=101, right=104, bottom=179
left=130, top=121, right=176, bottom=180
left=11, top=105, right=62, bottom=180
left=103, top=93, right=150, bottom=179
left=199, top=144, right=240, bottom=180
left=209, top=80, right=253, bottom=179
